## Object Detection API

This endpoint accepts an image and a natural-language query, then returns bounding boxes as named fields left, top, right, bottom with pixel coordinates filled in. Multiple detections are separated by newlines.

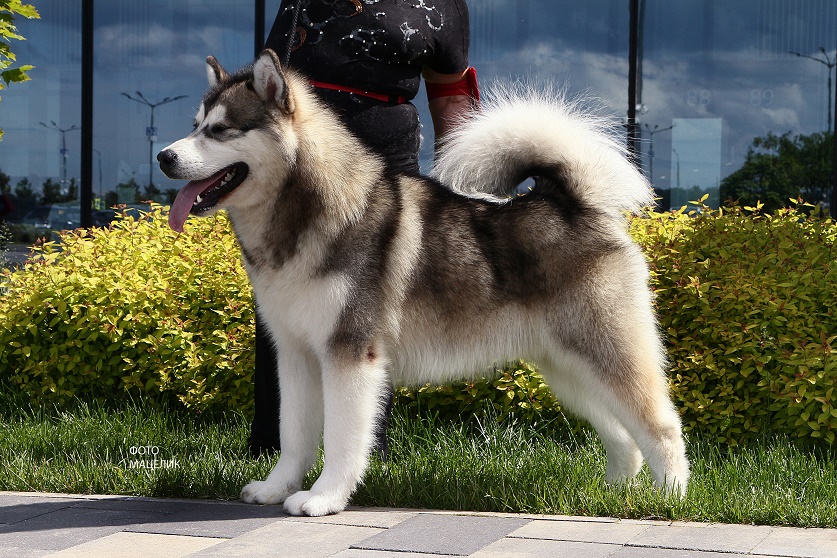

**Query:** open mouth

left=168, top=162, right=249, bottom=232
left=189, top=162, right=249, bottom=214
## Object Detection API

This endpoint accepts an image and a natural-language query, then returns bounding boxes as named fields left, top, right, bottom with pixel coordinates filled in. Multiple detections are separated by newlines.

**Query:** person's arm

left=423, top=67, right=473, bottom=140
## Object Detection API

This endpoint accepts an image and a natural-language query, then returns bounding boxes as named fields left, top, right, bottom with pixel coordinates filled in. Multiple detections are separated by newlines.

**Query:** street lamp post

left=121, top=91, right=187, bottom=193
left=790, top=48, right=836, bottom=133
left=39, top=121, right=80, bottom=190
left=92, top=148, right=103, bottom=203
left=643, top=123, right=674, bottom=185
left=672, top=147, right=681, bottom=191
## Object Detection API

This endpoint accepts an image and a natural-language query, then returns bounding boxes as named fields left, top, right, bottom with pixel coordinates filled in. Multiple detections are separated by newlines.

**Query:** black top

left=265, top=0, right=470, bottom=100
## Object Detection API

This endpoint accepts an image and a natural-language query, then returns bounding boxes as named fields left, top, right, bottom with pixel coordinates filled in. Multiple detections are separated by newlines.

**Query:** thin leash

left=284, top=0, right=303, bottom=67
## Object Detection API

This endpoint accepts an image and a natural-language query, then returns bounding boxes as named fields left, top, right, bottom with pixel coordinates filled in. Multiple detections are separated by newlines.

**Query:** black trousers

left=248, top=93, right=420, bottom=457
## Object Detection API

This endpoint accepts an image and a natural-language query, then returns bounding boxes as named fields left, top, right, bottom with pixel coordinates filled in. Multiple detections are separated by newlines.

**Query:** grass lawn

left=1, top=393, right=835, bottom=528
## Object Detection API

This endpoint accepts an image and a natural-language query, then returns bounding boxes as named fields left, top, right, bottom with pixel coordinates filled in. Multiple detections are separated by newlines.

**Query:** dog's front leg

left=241, top=343, right=323, bottom=505
left=283, top=352, right=387, bottom=516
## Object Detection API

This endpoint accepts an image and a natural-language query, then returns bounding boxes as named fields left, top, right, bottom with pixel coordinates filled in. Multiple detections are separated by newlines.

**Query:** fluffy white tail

left=431, top=86, right=653, bottom=218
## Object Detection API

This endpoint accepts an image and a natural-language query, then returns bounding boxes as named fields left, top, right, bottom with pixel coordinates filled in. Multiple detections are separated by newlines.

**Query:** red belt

left=310, top=80, right=408, bottom=104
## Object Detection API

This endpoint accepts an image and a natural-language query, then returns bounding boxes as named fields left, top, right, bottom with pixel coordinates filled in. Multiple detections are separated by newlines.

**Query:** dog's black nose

left=157, top=149, right=177, bottom=174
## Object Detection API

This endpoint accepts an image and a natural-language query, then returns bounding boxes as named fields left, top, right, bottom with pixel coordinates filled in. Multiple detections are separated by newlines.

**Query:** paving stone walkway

left=1, top=492, right=835, bottom=557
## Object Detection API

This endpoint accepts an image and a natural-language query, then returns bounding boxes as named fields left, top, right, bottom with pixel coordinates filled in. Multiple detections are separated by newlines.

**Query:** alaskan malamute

left=158, top=49, right=689, bottom=516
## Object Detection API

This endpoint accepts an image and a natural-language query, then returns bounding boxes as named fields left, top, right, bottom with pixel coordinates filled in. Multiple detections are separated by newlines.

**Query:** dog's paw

left=240, top=480, right=294, bottom=505
left=283, top=490, right=347, bottom=517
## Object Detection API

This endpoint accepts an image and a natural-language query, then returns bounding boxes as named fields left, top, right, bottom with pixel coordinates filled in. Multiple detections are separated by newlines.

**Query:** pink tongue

left=168, top=170, right=226, bottom=232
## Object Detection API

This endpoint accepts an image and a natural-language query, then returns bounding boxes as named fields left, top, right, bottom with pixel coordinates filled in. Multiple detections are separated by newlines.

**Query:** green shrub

left=6, top=222, right=51, bottom=245
left=394, top=360, right=565, bottom=426
left=0, top=220, right=8, bottom=267
left=1, top=200, right=835, bottom=446
left=0, top=204, right=255, bottom=413
left=631, top=199, right=836, bottom=445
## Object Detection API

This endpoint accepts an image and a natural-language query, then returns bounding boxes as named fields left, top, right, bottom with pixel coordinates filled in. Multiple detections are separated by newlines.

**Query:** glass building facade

left=1, top=0, right=835, bottom=230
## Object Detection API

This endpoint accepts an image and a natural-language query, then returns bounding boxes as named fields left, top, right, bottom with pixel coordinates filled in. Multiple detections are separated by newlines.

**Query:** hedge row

left=632, top=200, right=836, bottom=445
left=0, top=206, right=255, bottom=412
left=1, top=202, right=835, bottom=445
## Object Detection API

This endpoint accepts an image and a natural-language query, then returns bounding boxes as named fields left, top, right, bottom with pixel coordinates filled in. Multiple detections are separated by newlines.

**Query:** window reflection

left=0, top=0, right=834, bottom=230
left=0, top=2, right=81, bottom=238
left=639, top=0, right=836, bottom=210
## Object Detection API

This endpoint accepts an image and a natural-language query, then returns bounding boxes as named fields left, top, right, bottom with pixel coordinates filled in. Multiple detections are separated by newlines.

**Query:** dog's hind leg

left=540, top=358, right=644, bottom=484
left=241, top=343, right=324, bottom=505
left=544, top=346, right=689, bottom=495
left=543, top=305, right=690, bottom=496
left=283, top=348, right=388, bottom=516
left=605, top=315, right=690, bottom=496
left=615, top=366, right=690, bottom=497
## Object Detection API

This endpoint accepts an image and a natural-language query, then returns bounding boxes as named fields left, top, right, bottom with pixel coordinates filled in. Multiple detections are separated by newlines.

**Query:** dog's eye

left=210, top=124, right=229, bottom=135
left=192, top=122, right=199, bottom=131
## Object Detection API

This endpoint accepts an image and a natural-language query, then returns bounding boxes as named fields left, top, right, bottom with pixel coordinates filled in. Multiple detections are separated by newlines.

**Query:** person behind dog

left=248, top=0, right=479, bottom=457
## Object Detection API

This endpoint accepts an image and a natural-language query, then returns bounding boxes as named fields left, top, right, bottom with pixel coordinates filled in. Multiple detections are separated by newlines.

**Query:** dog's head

left=158, top=49, right=297, bottom=232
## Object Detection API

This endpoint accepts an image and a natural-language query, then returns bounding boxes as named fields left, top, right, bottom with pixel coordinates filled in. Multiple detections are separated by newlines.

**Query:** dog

left=158, top=49, right=690, bottom=517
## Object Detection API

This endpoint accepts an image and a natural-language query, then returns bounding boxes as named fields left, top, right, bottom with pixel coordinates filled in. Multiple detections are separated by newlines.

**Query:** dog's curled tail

left=432, top=86, right=653, bottom=217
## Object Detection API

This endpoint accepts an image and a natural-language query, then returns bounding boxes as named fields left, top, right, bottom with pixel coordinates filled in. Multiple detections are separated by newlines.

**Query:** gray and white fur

left=158, top=49, right=689, bottom=517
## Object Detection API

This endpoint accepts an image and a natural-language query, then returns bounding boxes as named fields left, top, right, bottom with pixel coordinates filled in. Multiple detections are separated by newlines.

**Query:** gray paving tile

left=510, top=518, right=652, bottom=544
left=352, top=513, right=531, bottom=556
left=285, top=508, right=418, bottom=529
left=69, top=496, right=193, bottom=514
left=124, top=501, right=288, bottom=538
left=0, top=495, right=77, bottom=524
left=416, top=510, right=620, bottom=523
left=750, top=525, right=837, bottom=558
left=612, top=547, right=753, bottom=557
left=628, top=522, right=774, bottom=554
left=471, top=537, right=618, bottom=558
left=0, top=546, right=54, bottom=558
left=332, top=550, right=451, bottom=558
left=43, top=532, right=226, bottom=558
left=0, top=491, right=123, bottom=501
left=185, top=521, right=382, bottom=558
left=0, top=506, right=159, bottom=552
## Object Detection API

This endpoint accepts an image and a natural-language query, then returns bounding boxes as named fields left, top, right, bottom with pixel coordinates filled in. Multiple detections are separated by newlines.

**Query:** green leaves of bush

left=631, top=200, right=836, bottom=445
left=0, top=205, right=255, bottom=413
left=394, top=360, right=565, bottom=426
left=1, top=200, right=835, bottom=445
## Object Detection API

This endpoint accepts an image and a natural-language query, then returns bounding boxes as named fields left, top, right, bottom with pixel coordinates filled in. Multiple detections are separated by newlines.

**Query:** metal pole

left=255, top=0, right=266, bottom=57
left=822, top=48, right=833, bottom=134
left=833, top=46, right=837, bottom=218
left=643, top=123, right=674, bottom=186
left=790, top=48, right=836, bottom=133
left=61, top=130, right=68, bottom=185
left=828, top=57, right=833, bottom=134
left=81, top=0, right=94, bottom=228
left=121, top=92, right=186, bottom=196
left=627, top=0, right=640, bottom=166
left=39, top=121, right=80, bottom=193
left=93, top=149, right=103, bottom=199
left=673, top=148, right=681, bottom=190
left=149, top=106, right=155, bottom=191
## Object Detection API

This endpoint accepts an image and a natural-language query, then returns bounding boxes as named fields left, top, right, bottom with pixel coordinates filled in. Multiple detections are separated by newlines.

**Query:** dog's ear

left=206, top=56, right=229, bottom=87
left=253, top=49, right=295, bottom=114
